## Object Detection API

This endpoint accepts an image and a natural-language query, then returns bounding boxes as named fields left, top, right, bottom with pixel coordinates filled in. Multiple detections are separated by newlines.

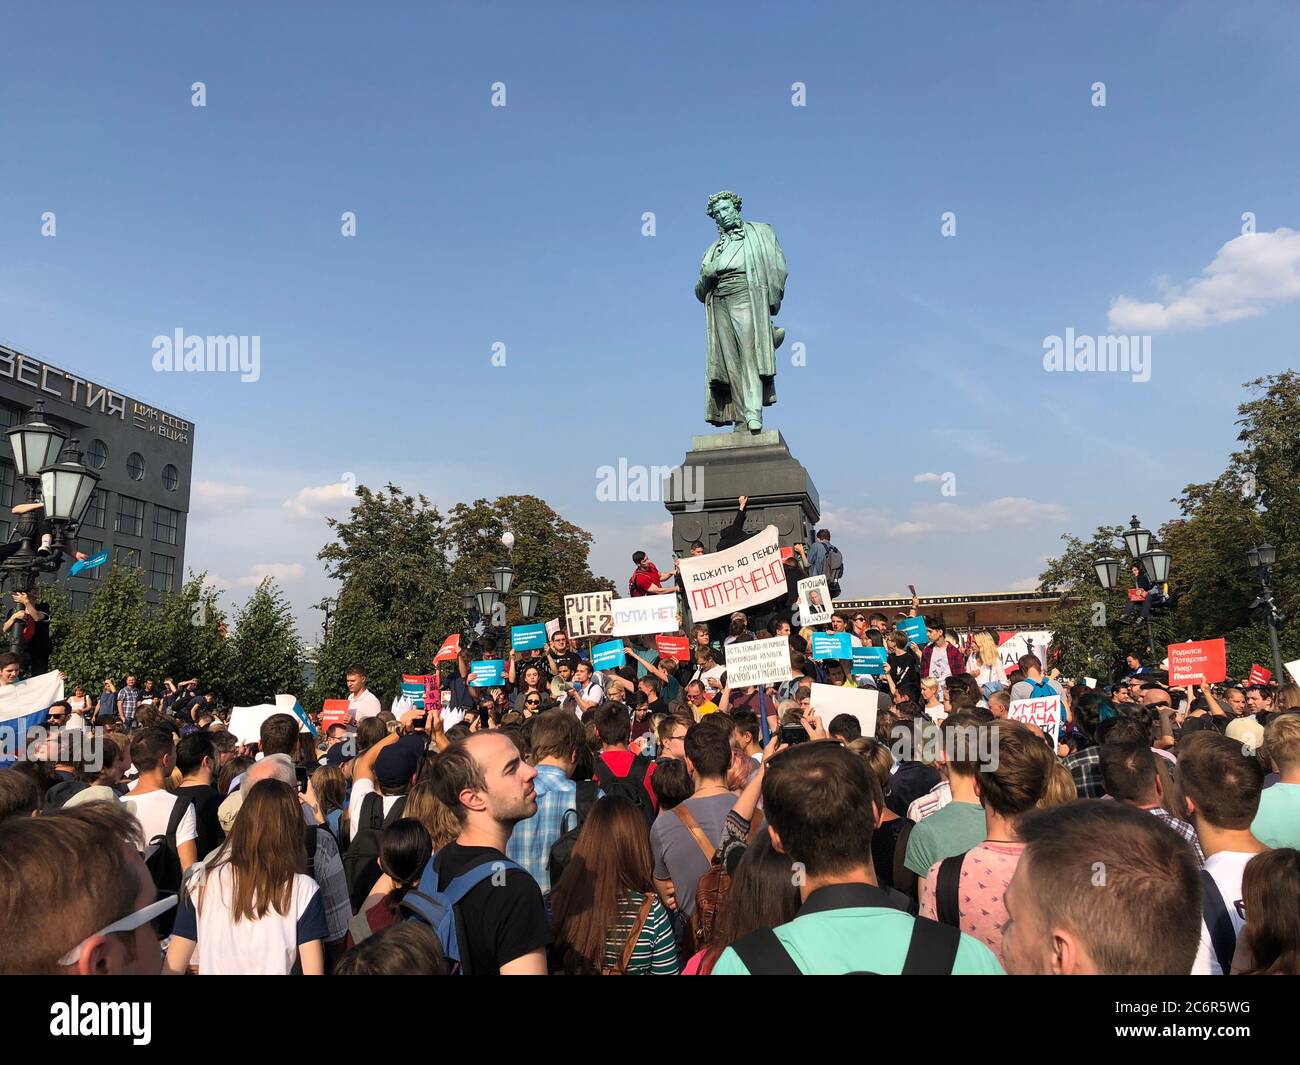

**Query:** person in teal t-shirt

left=904, top=712, right=989, bottom=876
left=1251, top=715, right=1300, bottom=848
left=710, top=741, right=1003, bottom=975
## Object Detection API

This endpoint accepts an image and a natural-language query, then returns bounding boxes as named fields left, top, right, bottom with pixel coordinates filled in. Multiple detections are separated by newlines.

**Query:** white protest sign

left=809, top=683, right=878, bottom=739
left=227, top=703, right=310, bottom=747
left=1008, top=695, right=1061, bottom=746
left=724, top=635, right=793, bottom=689
left=544, top=617, right=562, bottom=640
left=564, top=590, right=613, bottom=640
left=611, top=595, right=679, bottom=637
left=797, top=575, right=833, bottom=626
left=1285, top=659, right=1300, bottom=686
left=677, top=524, right=788, bottom=623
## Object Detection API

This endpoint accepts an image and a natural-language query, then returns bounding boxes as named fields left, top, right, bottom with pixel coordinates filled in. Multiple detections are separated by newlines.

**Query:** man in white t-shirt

left=1178, top=732, right=1268, bottom=975
left=346, top=666, right=382, bottom=726
left=120, top=728, right=197, bottom=873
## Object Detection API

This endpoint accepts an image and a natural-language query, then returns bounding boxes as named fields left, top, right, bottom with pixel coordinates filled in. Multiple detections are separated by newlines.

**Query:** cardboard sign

left=797, top=575, right=833, bottom=627
left=433, top=633, right=461, bottom=665
left=852, top=646, right=888, bottom=676
left=996, top=630, right=1054, bottom=674
left=811, top=632, right=853, bottom=661
left=809, top=683, right=878, bottom=739
left=611, top=595, right=679, bottom=637
left=897, top=615, right=928, bottom=646
left=591, top=639, right=627, bottom=671
left=468, top=660, right=505, bottom=687
left=1248, top=664, right=1272, bottom=686
left=1285, top=659, right=1300, bottom=686
left=511, top=623, right=548, bottom=651
left=723, top=635, right=792, bottom=689
left=1166, top=639, right=1227, bottom=686
left=676, top=525, right=788, bottom=622
left=1127, top=588, right=1146, bottom=602
left=564, top=591, right=613, bottom=640
left=1008, top=695, right=1062, bottom=746
left=319, top=699, right=351, bottom=731
left=655, top=634, right=690, bottom=663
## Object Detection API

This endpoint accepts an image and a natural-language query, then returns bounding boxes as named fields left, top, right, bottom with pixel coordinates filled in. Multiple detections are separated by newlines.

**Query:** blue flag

left=69, top=550, right=109, bottom=577
left=897, top=615, right=928, bottom=646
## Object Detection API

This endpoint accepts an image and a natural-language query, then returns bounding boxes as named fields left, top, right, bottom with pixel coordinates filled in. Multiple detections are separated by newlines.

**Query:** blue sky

left=2, top=1, right=1297, bottom=641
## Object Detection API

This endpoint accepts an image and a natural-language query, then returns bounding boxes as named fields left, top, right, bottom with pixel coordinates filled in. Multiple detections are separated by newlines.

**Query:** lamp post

left=461, top=561, right=540, bottom=650
left=1, top=404, right=100, bottom=654
left=1093, top=514, right=1169, bottom=664
left=1247, top=543, right=1284, bottom=681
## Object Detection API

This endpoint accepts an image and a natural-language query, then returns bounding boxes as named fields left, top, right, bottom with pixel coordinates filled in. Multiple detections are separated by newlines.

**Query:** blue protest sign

left=852, top=646, right=888, bottom=676
left=468, top=660, right=505, bottom=687
left=511, top=623, right=547, bottom=651
left=400, top=674, right=427, bottom=708
left=591, top=640, right=627, bottom=671
left=897, top=615, right=928, bottom=646
left=69, top=550, right=109, bottom=577
left=811, top=633, right=853, bottom=660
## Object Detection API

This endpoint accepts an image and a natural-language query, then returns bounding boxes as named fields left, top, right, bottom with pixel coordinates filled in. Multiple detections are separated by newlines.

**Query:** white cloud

left=912, top=472, right=943, bottom=483
left=237, top=562, right=305, bottom=587
left=282, top=481, right=356, bottom=519
left=1109, top=228, right=1300, bottom=332
left=887, top=497, right=1067, bottom=536
left=193, top=480, right=255, bottom=507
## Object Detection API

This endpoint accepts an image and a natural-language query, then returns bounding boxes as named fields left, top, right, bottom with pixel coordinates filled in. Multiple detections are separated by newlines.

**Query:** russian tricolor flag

left=0, top=670, right=66, bottom=767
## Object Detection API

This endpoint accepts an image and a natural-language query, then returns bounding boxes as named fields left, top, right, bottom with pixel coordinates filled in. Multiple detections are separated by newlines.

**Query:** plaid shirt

left=117, top=685, right=139, bottom=725
left=1065, top=745, right=1104, bottom=798
left=309, top=820, right=353, bottom=940
left=1144, top=806, right=1206, bottom=866
left=507, top=764, right=578, bottom=896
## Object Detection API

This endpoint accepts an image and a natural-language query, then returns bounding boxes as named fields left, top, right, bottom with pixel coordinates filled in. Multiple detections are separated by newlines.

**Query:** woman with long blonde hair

left=967, top=630, right=1008, bottom=696
left=165, top=779, right=327, bottom=975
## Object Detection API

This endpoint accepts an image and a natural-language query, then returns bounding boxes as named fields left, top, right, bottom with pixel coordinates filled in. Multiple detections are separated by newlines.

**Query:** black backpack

left=1201, top=869, right=1237, bottom=975
left=342, top=791, right=407, bottom=911
left=933, top=852, right=966, bottom=929
left=593, top=754, right=656, bottom=830
left=143, top=796, right=195, bottom=937
left=824, top=544, right=845, bottom=590
left=547, top=779, right=601, bottom=890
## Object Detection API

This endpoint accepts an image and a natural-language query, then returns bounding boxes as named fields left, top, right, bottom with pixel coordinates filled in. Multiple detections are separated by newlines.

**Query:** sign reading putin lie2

left=564, top=591, right=613, bottom=639
left=676, top=525, right=788, bottom=623
left=611, top=596, right=679, bottom=637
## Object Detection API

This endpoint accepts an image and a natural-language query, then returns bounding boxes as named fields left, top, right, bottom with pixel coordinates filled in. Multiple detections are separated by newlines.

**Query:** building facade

left=0, top=344, right=194, bottom=611
left=833, top=591, right=1066, bottom=634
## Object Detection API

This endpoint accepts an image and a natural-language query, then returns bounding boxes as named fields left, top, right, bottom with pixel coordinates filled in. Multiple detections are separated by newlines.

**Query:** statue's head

left=706, top=190, right=743, bottom=233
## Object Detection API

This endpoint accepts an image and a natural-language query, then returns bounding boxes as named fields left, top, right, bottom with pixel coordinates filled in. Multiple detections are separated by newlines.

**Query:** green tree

left=225, top=578, right=305, bottom=705
left=51, top=565, right=150, bottom=690
left=138, top=573, right=230, bottom=700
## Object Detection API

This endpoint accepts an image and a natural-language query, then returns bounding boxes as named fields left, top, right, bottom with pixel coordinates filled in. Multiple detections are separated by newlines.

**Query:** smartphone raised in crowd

left=779, top=723, right=809, bottom=746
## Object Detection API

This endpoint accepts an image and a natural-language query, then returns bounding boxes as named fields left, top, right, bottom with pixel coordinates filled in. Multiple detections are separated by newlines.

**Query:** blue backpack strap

left=443, top=858, right=523, bottom=904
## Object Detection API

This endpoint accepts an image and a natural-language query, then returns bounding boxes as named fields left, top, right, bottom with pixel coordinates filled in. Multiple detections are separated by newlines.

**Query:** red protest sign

left=1167, top=639, right=1227, bottom=686
left=320, top=699, right=351, bottom=730
left=1248, top=664, right=1272, bottom=685
left=433, top=633, right=461, bottom=665
left=655, top=634, right=690, bottom=663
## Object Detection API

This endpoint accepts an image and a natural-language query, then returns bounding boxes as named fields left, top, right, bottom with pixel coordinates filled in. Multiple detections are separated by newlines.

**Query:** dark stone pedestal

left=662, top=429, right=821, bottom=555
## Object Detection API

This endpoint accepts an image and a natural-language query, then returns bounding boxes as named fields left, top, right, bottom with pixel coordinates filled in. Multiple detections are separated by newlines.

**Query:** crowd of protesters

left=1, top=528, right=1298, bottom=976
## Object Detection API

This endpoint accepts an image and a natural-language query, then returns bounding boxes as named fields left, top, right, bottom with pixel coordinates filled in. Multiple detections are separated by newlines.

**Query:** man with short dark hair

left=650, top=723, right=734, bottom=919
left=593, top=701, right=657, bottom=814
left=904, top=713, right=986, bottom=877
left=426, top=732, right=549, bottom=974
left=174, top=731, right=224, bottom=859
left=346, top=666, right=382, bottom=727
left=920, top=620, right=965, bottom=688
left=1001, top=800, right=1201, bottom=974
left=712, top=741, right=1002, bottom=974
left=1245, top=684, right=1275, bottom=718
left=1099, top=740, right=1203, bottom=862
left=630, top=551, right=676, bottom=596
left=1177, top=732, right=1267, bottom=975
left=566, top=660, right=603, bottom=714
left=827, top=713, right=861, bottom=743
left=508, top=711, right=586, bottom=895
left=120, top=728, right=198, bottom=877
left=116, top=674, right=140, bottom=729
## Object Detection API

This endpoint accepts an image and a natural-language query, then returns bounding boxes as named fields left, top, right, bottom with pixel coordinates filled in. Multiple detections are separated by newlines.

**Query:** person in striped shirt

left=548, top=795, right=678, bottom=975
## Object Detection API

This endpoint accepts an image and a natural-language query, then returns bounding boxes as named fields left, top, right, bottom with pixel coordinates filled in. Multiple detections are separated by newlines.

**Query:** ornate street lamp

left=1140, top=548, right=1171, bottom=586
left=1122, top=516, right=1151, bottom=560
left=1248, top=543, right=1284, bottom=680
left=40, top=439, right=100, bottom=525
left=1093, top=558, right=1121, bottom=592
left=5, top=402, right=67, bottom=479
left=517, top=588, right=540, bottom=620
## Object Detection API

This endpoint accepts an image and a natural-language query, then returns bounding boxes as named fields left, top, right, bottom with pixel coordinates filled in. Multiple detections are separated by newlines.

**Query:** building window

left=0, top=461, right=13, bottom=510
left=153, top=505, right=179, bottom=545
left=0, top=403, right=19, bottom=430
left=82, top=488, right=106, bottom=529
left=149, top=553, right=175, bottom=594
left=86, top=439, right=109, bottom=470
left=115, top=546, right=141, bottom=570
left=76, top=537, right=104, bottom=580
left=162, top=463, right=179, bottom=491
left=126, top=452, right=146, bottom=481
left=115, top=495, right=144, bottom=538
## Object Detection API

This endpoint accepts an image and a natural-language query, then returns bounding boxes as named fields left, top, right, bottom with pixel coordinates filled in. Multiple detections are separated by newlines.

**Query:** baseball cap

left=374, top=734, right=425, bottom=789
left=324, top=741, right=352, bottom=767
left=1225, top=716, right=1265, bottom=752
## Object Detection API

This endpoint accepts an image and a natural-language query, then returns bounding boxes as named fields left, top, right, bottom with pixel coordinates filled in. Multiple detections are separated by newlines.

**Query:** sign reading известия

left=676, top=525, right=788, bottom=622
